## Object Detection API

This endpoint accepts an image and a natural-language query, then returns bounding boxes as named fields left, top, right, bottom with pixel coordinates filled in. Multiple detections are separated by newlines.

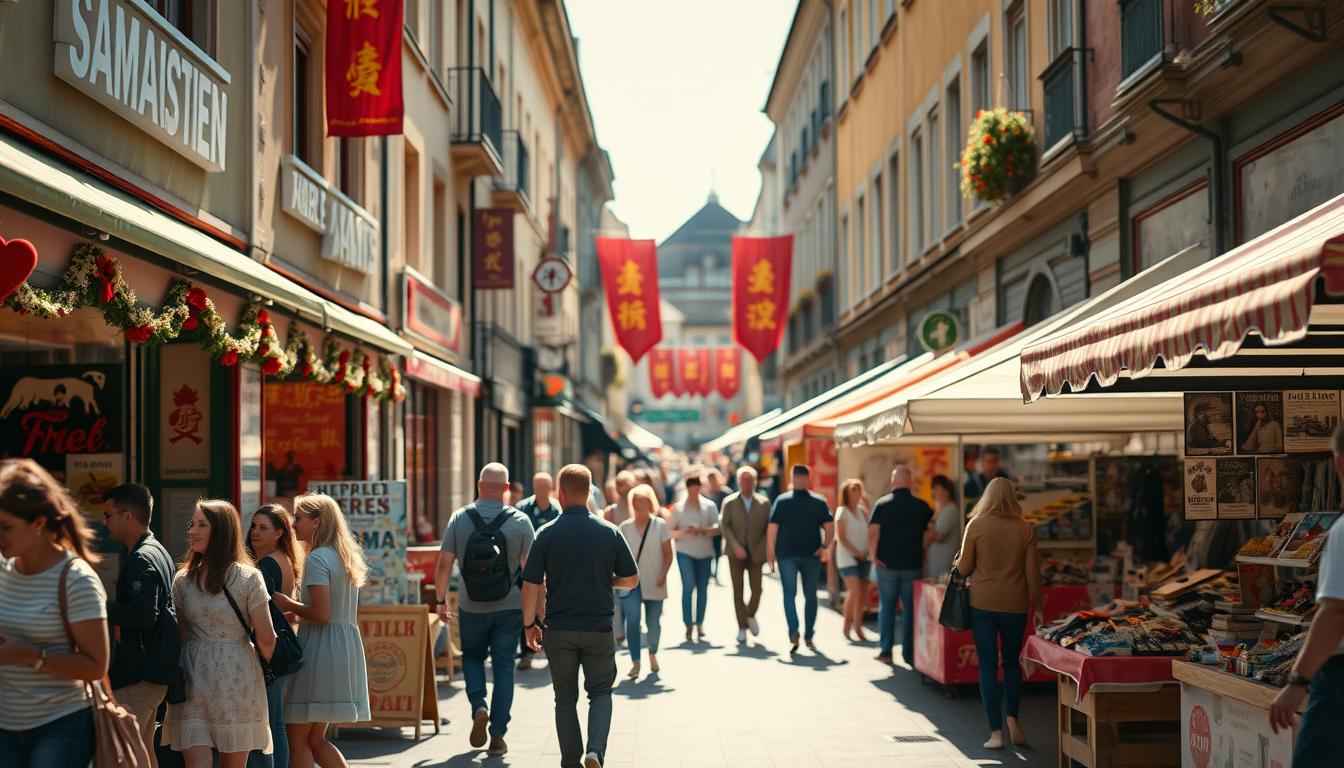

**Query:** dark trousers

left=1293, top=656, right=1344, bottom=765
left=728, top=556, right=764, bottom=630
left=970, top=607, right=1028, bottom=731
left=545, top=629, right=618, bottom=768
left=0, top=707, right=95, bottom=768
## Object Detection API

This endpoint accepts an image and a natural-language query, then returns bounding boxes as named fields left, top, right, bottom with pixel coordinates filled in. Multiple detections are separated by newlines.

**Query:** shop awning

left=403, top=350, right=481, bottom=395
left=744, top=357, right=909, bottom=451
left=833, top=244, right=1208, bottom=446
left=700, top=408, right=782, bottom=455
left=1021, top=193, right=1344, bottom=402
left=624, top=421, right=665, bottom=452
left=0, top=134, right=414, bottom=357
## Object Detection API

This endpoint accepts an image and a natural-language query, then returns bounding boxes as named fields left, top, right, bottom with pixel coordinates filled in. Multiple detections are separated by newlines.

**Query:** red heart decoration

left=0, top=237, right=39, bottom=303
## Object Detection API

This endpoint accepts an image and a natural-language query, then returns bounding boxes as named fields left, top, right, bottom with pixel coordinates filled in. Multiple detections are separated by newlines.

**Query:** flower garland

left=959, top=108, right=1036, bottom=204
left=5, top=244, right=405, bottom=401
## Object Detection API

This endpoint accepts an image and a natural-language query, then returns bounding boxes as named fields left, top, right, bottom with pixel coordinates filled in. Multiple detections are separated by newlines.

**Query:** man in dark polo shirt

left=766, top=464, right=835, bottom=654
left=868, top=465, right=933, bottom=666
left=522, top=464, right=638, bottom=768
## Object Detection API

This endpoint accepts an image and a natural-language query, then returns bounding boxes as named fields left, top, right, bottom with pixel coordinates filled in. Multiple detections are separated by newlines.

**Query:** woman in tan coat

left=953, top=477, right=1042, bottom=750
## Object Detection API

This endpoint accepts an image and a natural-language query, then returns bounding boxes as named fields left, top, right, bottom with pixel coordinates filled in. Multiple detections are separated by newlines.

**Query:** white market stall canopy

left=700, top=408, right=781, bottom=455
left=624, top=421, right=666, bottom=451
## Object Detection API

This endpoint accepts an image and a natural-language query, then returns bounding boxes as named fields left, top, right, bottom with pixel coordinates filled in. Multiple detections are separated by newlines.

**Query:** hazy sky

left=566, top=0, right=796, bottom=243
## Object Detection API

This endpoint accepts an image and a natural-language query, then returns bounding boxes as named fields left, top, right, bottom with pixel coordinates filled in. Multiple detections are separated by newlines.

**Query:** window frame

left=886, top=149, right=901, bottom=276
left=909, top=130, right=924, bottom=260
left=945, top=76, right=963, bottom=229
left=1007, top=6, right=1029, bottom=112
left=292, top=29, right=315, bottom=167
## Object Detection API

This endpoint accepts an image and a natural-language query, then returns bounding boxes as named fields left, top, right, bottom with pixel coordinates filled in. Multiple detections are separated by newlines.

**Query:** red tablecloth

left=1021, top=635, right=1176, bottom=701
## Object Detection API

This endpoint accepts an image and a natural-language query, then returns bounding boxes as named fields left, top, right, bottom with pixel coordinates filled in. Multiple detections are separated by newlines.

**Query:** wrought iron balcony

left=1041, top=51, right=1083, bottom=149
left=492, top=130, right=531, bottom=212
left=1120, top=0, right=1164, bottom=80
left=448, top=67, right=504, bottom=178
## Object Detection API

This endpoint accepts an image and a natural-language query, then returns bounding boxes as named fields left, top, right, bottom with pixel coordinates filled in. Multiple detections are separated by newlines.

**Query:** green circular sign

left=918, top=311, right=961, bottom=353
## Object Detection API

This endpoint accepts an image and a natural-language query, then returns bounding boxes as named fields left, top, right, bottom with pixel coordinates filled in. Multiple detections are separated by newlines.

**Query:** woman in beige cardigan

left=953, top=477, right=1042, bottom=750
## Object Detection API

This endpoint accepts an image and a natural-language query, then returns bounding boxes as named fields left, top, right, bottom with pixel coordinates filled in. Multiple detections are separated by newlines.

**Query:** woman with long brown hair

left=0, top=459, right=109, bottom=768
left=163, top=499, right=277, bottom=767
left=246, top=504, right=299, bottom=768
left=834, top=478, right=872, bottom=642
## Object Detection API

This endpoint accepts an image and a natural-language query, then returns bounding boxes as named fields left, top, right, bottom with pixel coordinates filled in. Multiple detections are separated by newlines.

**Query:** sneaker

left=469, top=707, right=489, bottom=748
left=487, top=737, right=508, bottom=756
left=983, top=731, right=1005, bottom=749
left=748, top=616, right=760, bottom=636
left=584, top=751, right=602, bottom=768
left=516, top=655, right=533, bottom=671
left=736, top=629, right=747, bottom=644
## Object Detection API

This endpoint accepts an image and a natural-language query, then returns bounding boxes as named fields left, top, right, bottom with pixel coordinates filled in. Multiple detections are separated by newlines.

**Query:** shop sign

left=309, top=480, right=408, bottom=605
left=0, top=364, right=122, bottom=480
left=402, top=353, right=480, bottom=396
left=53, top=0, right=230, bottom=172
left=918, top=310, right=961, bottom=354
left=264, top=381, right=346, bottom=497
left=639, top=407, right=699, bottom=423
left=159, top=344, right=210, bottom=480
left=280, top=155, right=378, bottom=274
left=67, top=452, right=123, bottom=521
left=402, top=269, right=461, bottom=354
left=1179, top=683, right=1291, bottom=768
left=347, top=605, right=439, bottom=732
left=472, top=209, right=515, bottom=289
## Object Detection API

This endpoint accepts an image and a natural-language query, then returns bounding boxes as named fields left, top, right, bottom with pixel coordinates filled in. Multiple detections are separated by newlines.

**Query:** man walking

left=516, top=472, right=561, bottom=530
left=436, top=463, right=535, bottom=756
left=767, top=464, right=834, bottom=654
left=523, top=464, right=638, bottom=768
left=720, top=466, right=770, bottom=644
left=964, top=447, right=1010, bottom=499
left=103, top=483, right=178, bottom=767
left=869, top=465, right=933, bottom=666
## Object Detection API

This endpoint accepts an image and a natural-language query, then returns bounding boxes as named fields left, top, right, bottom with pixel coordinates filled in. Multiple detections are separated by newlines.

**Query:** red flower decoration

left=301, top=363, right=314, bottom=378
left=182, top=314, right=199, bottom=331
left=257, top=344, right=270, bottom=357
left=186, top=287, right=208, bottom=312
left=124, top=325, right=154, bottom=343
left=219, top=349, right=239, bottom=366
left=256, top=309, right=270, bottom=326
left=338, top=350, right=351, bottom=364
left=983, top=134, right=994, bottom=145
left=262, top=357, right=283, bottom=376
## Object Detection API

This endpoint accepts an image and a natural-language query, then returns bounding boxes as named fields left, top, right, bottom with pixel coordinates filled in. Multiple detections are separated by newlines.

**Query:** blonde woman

left=246, top=504, right=300, bottom=768
left=617, top=485, right=673, bottom=678
left=834, top=479, right=871, bottom=642
left=953, top=478, right=1042, bottom=750
left=273, top=494, right=370, bottom=768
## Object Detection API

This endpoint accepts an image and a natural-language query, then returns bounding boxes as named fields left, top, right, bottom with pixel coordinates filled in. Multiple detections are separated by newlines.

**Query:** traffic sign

left=532, top=257, right=573, bottom=293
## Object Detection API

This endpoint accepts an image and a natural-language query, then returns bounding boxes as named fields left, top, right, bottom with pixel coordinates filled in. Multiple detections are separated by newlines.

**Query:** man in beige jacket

left=719, top=465, right=771, bottom=643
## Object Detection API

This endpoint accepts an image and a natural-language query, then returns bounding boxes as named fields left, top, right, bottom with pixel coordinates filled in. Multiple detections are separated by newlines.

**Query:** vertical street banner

left=472, top=209, right=515, bottom=289
left=597, top=237, right=662, bottom=362
left=326, top=0, right=405, bottom=136
left=715, top=347, right=742, bottom=399
left=648, top=347, right=676, bottom=398
left=732, top=235, right=792, bottom=362
left=676, top=349, right=706, bottom=397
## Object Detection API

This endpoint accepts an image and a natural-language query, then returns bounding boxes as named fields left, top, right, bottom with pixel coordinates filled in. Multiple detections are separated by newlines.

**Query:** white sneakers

left=748, top=616, right=760, bottom=636
left=737, top=629, right=747, bottom=643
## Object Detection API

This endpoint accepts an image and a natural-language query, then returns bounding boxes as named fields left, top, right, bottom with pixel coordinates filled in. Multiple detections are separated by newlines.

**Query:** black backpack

left=460, top=507, right=514, bottom=602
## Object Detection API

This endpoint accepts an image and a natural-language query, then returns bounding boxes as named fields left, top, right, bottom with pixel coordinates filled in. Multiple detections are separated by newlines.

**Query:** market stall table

left=1171, top=661, right=1296, bottom=768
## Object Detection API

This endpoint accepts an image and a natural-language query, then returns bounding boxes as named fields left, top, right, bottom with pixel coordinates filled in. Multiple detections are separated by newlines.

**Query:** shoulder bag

left=59, top=560, right=151, bottom=768
left=254, top=559, right=305, bottom=679
left=616, top=521, right=653, bottom=598
left=222, top=580, right=279, bottom=686
left=937, top=565, right=973, bottom=632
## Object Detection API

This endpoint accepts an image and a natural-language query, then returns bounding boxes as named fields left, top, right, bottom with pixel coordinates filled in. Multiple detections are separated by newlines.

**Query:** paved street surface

left=336, top=564, right=1056, bottom=768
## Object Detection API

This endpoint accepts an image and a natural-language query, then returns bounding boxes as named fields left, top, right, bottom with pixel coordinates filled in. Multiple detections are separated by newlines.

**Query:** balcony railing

left=448, top=67, right=503, bottom=157
left=819, top=81, right=831, bottom=122
left=497, top=129, right=530, bottom=206
left=1121, top=0, right=1164, bottom=79
left=1041, top=52, right=1081, bottom=148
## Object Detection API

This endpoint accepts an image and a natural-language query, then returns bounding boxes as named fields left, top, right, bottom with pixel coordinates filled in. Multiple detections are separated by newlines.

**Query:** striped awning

left=1020, top=194, right=1344, bottom=402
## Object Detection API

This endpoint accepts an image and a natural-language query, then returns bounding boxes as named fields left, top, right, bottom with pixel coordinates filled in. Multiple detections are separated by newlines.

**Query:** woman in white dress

left=834, top=479, right=872, bottom=642
left=617, top=485, right=674, bottom=678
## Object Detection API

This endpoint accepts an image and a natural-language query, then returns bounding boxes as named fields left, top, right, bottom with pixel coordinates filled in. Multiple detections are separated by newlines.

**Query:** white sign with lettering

left=281, top=155, right=379, bottom=274
left=53, top=0, right=230, bottom=172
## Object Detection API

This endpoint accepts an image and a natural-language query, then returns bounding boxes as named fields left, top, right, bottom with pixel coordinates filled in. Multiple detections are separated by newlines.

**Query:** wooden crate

left=1057, top=675, right=1180, bottom=768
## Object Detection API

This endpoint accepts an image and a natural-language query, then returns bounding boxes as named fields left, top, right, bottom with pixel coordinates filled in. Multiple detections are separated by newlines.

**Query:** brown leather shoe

left=469, top=708, right=489, bottom=748
left=487, top=737, right=508, bottom=756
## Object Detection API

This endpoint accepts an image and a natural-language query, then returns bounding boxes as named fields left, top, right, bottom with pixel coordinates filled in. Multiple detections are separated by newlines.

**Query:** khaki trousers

left=114, top=680, right=166, bottom=763
left=728, top=556, right=764, bottom=630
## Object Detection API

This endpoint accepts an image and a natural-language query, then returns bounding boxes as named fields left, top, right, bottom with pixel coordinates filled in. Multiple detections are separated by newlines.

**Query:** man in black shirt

left=523, top=464, right=638, bottom=768
left=868, top=465, right=932, bottom=666
left=963, top=446, right=1011, bottom=499
left=767, top=464, right=834, bottom=654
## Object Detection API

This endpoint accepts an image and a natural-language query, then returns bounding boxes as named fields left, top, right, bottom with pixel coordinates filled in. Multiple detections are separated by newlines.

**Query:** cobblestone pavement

left=335, top=564, right=1057, bottom=768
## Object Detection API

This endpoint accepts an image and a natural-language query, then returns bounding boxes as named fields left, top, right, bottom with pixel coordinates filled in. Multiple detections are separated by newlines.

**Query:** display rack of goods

left=1042, top=556, right=1090, bottom=585
left=1254, top=578, right=1318, bottom=625
left=1019, top=491, right=1092, bottom=541
left=1038, top=603, right=1206, bottom=656
left=1151, top=571, right=1240, bottom=635
left=1220, top=630, right=1306, bottom=685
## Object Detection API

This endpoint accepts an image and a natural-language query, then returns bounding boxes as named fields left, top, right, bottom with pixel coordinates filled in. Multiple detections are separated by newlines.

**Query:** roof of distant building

left=658, top=194, right=742, bottom=276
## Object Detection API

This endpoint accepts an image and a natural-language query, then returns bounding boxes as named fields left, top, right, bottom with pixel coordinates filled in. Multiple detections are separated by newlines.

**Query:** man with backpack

left=435, top=462, right=535, bottom=756
left=103, top=483, right=179, bottom=768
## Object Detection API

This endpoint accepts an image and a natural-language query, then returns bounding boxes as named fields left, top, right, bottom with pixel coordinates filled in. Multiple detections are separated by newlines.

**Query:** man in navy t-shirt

left=767, top=464, right=835, bottom=654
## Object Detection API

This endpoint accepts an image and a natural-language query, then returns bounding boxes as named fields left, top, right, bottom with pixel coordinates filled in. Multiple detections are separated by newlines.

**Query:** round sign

left=532, top=257, right=573, bottom=293
left=1187, top=704, right=1211, bottom=768
left=918, top=311, right=961, bottom=353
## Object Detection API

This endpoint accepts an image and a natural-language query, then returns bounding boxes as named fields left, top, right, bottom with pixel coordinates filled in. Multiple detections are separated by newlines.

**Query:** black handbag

left=222, top=584, right=296, bottom=686
left=938, top=566, right=973, bottom=632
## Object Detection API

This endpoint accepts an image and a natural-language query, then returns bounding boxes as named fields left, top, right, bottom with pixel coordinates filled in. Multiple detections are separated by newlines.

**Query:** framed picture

left=1216, top=458, right=1257, bottom=519
left=1256, top=457, right=1304, bottom=519
left=1184, top=459, right=1217, bottom=520
left=1185, top=392, right=1234, bottom=456
left=1235, top=391, right=1284, bottom=455
left=1284, top=390, right=1340, bottom=453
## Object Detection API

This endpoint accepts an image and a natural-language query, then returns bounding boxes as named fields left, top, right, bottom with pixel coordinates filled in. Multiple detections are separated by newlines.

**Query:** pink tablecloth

left=1021, top=635, right=1177, bottom=701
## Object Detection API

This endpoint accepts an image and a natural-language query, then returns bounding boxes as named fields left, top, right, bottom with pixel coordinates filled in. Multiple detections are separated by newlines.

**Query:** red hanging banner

left=472, top=209, right=515, bottom=289
left=648, top=347, right=676, bottom=398
left=597, top=238, right=662, bottom=363
left=731, top=235, right=793, bottom=363
left=677, top=348, right=712, bottom=397
left=715, top=347, right=742, bottom=399
left=326, top=0, right=405, bottom=136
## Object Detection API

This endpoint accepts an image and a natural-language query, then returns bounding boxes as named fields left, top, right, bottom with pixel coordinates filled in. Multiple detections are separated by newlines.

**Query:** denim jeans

left=676, top=553, right=712, bottom=628
left=877, top=567, right=921, bottom=661
left=616, top=585, right=664, bottom=663
left=545, top=630, right=617, bottom=768
left=1293, top=657, right=1344, bottom=765
left=970, top=607, right=1028, bottom=731
left=0, top=707, right=95, bottom=768
left=459, top=608, right=524, bottom=739
left=777, top=555, right=823, bottom=640
left=247, top=675, right=288, bottom=767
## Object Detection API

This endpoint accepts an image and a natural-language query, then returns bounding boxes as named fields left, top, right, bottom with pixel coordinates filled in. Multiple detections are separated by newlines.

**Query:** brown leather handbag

left=59, top=560, right=152, bottom=768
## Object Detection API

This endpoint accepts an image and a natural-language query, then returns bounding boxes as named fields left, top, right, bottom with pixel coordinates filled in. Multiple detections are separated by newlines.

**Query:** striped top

left=0, top=553, right=107, bottom=730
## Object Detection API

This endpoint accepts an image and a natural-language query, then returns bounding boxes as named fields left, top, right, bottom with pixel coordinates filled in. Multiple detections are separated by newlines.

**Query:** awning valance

left=403, top=351, right=482, bottom=395
left=1020, top=194, right=1344, bottom=402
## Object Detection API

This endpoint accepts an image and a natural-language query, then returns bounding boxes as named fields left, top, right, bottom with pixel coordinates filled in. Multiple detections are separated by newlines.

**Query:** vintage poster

left=1284, top=390, right=1340, bottom=453
left=0, top=364, right=123, bottom=481
left=1180, top=683, right=1292, bottom=768
left=1256, top=457, right=1304, bottom=519
left=309, top=480, right=408, bottom=605
left=160, top=345, right=211, bottom=480
left=1215, top=458, right=1257, bottom=519
left=1183, top=459, right=1217, bottom=520
left=339, top=605, right=438, bottom=738
left=66, top=453, right=123, bottom=520
left=264, top=381, right=347, bottom=497
left=1184, top=392, right=1234, bottom=456
left=1235, top=391, right=1284, bottom=455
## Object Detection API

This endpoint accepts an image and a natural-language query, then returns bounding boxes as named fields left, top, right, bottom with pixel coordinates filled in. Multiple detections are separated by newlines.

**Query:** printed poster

left=1256, top=457, right=1303, bottom=519
left=0, top=364, right=123, bottom=481
left=160, top=345, right=211, bottom=480
left=1235, top=391, right=1284, bottom=455
left=264, top=381, right=347, bottom=497
left=1284, top=389, right=1340, bottom=453
left=1183, top=459, right=1217, bottom=520
left=1215, top=458, right=1257, bottom=519
left=309, top=480, right=408, bottom=605
left=1184, top=392, right=1234, bottom=456
left=1180, top=682, right=1293, bottom=768
left=66, top=453, right=123, bottom=520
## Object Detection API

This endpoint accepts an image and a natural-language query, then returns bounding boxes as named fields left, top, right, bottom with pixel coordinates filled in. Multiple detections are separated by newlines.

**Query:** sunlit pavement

left=335, top=563, right=1056, bottom=768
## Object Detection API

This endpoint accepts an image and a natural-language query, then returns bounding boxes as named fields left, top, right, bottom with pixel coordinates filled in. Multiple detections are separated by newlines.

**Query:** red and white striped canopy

left=1021, top=194, right=1344, bottom=402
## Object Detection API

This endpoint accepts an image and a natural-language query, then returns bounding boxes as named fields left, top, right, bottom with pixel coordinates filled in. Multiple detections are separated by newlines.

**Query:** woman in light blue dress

left=272, top=493, right=370, bottom=768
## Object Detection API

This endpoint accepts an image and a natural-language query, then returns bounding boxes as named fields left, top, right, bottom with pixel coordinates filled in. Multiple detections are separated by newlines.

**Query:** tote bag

left=937, top=566, right=972, bottom=632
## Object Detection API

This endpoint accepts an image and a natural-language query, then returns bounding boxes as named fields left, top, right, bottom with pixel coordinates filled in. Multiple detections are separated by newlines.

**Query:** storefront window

left=1133, top=183, right=1210, bottom=274
left=404, top=381, right=439, bottom=543
left=1237, top=106, right=1344, bottom=242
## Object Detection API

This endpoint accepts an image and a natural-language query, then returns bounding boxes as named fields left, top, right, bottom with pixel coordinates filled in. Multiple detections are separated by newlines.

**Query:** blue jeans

left=1293, top=657, right=1344, bottom=765
left=877, top=567, right=921, bottom=661
left=777, top=555, right=823, bottom=640
left=247, top=676, right=288, bottom=767
left=459, top=609, right=524, bottom=739
left=970, top=607, right=1028, bottom=731
left=676, top=553, right=712, bottom=628
left=616, top=585, right=664, bottom=663
left=0, top=707, right=95, bottom=768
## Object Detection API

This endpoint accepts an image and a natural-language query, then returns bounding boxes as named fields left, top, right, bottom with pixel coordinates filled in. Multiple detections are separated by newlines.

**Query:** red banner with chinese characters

left=648, top=347, right=676, bottom=398
left=714, top=347, right=741, bottom=399
left=677, top=348, right=712, bottom=397
left=326, top=0, right=404, bottom=136
left=731, top=235, right=793, bottom=362
left=597, top=237, right=662, bottom=362
left=473, top=209, right=515, bottom=289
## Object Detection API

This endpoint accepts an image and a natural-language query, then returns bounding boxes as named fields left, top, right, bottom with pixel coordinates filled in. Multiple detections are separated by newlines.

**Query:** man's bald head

left=891, top=465, right=913, bottom=490
left=478, top=462, right=509, bottom=501
left=533, top=472, right=554, bottom=498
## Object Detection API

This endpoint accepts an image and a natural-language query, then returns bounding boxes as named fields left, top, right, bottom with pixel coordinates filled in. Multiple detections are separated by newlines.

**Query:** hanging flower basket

left=959, top=108, right=1036, bottom=205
